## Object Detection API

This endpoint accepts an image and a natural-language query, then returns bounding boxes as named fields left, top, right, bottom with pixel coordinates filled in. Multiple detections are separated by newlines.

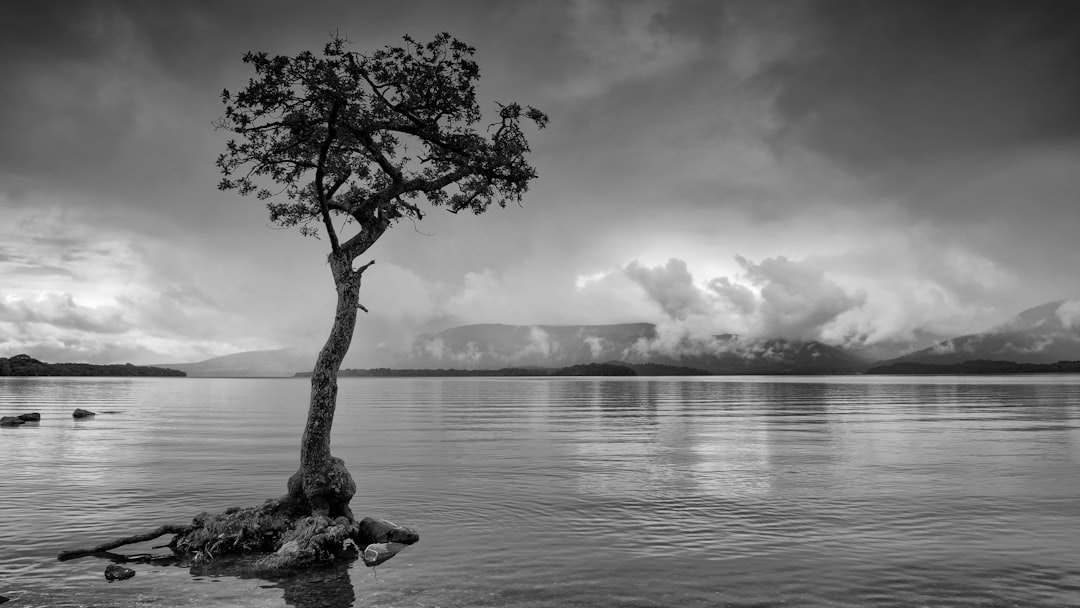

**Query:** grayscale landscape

left=2, top=2, right=1080, bottom=607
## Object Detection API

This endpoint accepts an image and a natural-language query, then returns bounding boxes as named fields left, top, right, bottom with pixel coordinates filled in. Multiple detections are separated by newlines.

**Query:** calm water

left=1, top=375, right=1080, bottom=607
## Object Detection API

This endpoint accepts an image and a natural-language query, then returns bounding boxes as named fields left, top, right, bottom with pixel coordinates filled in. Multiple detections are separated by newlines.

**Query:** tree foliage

left=213, top=33, right=547, bottom=527
left=215, top=33, right=547, bottom=259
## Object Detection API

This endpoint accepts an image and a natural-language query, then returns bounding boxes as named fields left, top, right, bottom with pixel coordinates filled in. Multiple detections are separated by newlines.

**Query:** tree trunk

left=55, top=238, right=423, bottom=570
left=286, top=250, right=362, bottom=518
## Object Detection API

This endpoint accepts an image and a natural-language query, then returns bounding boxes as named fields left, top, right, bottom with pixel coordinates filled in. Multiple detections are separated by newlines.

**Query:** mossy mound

left=175, top=499, right=300, bottom=563
left=174, top=501, right=418, bottom=570
left=60, top=499, right=418, bottom=572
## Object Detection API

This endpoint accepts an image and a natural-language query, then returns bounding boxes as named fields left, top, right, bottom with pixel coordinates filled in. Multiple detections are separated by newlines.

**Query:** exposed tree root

left=58, top=498, right=418, bottom=571
left=57, top=525, right=193, bottom=560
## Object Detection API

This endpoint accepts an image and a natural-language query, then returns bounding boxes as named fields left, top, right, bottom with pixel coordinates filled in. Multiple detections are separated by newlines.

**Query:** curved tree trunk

left=286, top=250, right=363, bottom=518
left=56, top=242, right=422, bottom=570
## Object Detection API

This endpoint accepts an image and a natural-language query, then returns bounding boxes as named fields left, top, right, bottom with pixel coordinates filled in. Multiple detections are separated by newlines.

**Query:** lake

left=1, top=375, right=1079, bottom=607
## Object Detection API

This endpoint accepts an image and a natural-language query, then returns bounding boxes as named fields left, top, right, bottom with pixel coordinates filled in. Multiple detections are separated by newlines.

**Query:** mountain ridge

left=160, top=299, right=1080, bottom=376
left=158, top=348, right=313, bottom=377
left=884, top=300, right=1080, bottom=366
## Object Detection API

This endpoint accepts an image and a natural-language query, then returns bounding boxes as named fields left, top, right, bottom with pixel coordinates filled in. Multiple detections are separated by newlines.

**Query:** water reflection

left=198, top=557, right=358, bottom=608
left=6, top=376, right=1080, bottom=607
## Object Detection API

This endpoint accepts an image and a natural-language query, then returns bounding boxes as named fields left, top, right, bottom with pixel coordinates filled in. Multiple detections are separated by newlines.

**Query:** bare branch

left=58, top=524, right=193, bottom=561
left=315, top=99, right=343, bottom=253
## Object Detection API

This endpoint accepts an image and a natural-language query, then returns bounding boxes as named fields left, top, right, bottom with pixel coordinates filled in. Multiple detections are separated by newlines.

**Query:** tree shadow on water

left=70, top=550, right=363, bottom=607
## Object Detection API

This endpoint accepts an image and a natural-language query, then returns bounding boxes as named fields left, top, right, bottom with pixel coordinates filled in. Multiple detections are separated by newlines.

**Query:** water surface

left=2, top=375, right=1079, bottom=606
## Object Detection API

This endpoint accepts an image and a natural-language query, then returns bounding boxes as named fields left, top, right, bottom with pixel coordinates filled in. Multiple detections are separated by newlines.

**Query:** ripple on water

left=3, top=376, right=1080, bottom=607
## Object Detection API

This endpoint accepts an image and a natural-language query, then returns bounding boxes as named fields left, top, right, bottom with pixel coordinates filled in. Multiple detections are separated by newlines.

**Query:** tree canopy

left=213, top=33, right=548, bottom=538
left=56, top=32, right=542, bottom=573
left=215, top=33, right=548, bottom=260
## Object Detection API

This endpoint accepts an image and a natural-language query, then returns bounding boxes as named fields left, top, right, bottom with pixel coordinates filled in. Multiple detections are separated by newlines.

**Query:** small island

left=0, top=354, right=186, bottom=377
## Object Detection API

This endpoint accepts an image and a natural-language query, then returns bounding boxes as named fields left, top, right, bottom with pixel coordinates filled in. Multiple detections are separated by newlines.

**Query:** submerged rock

left=362, top=542, right=408, bottom=567
left=1, top=416, right=25, bottom=427
left=73, top=408, right=96, bottom=418
left=104, top=564, right=135, bottom=580
left=18, top=412, right=41, bottom=422
left=355, top=517, right=419, bottom=567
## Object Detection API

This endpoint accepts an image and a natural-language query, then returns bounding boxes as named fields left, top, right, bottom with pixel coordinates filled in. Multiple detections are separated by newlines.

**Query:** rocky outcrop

left=18, top=413, right=40, bottom=422
left=0, top=416, right=25, bottom=427
left=73, top=409, right=96, bottom=418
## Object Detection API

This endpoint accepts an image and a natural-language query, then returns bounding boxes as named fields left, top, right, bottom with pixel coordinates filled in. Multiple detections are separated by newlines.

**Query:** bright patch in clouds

left=0, top=204, right=275, bottom=364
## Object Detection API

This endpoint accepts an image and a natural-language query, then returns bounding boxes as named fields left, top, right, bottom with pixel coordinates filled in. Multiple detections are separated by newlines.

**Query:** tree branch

left=58, top=524, right=193, bottom=561
left=316, top=99, right=343, bottom=253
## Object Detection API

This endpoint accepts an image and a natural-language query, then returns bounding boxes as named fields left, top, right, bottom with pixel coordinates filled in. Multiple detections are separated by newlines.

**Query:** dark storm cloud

left=764, top=0, right=1080, bottom=174
left=0, top=4, right=137, bottom=183
left=0, top=1, right=579, bottom=230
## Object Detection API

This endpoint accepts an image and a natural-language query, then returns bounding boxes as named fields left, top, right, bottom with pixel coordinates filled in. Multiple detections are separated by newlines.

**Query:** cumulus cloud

left=706, top=277, right=756, bottom=315
left=624, top=258, right=710, bottom=320
left=736, top=255, right=867, bottom=339
left=1056, top=300, right=1080, bottom=330
left=620, top=255, right=866, bottom=342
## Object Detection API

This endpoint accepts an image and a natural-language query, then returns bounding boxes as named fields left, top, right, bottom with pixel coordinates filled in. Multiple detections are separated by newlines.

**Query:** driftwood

left=58, top=525, right=193, bottom=560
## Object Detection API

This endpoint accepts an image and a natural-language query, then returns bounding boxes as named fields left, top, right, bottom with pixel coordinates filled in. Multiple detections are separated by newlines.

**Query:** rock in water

left=362, top=542, right=408, bottom=567
left=73, top=408, right=96, bottom=418
left=104, top=565, right=135, bottom=580
left=1, top=416, right=25, bottom=427
left=356, top=517, right=420, bottom=545
left=18, top=412, right=41, bottom=421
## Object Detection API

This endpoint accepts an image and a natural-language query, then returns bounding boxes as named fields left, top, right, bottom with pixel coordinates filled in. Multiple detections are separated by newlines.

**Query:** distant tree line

left=865, top=359, right=1080, bottom=374
left=296, top=362, right=709, bottom=378
left=297, top=359, right=1080, bottom=378
left=0, top=354, right=186, bottom=377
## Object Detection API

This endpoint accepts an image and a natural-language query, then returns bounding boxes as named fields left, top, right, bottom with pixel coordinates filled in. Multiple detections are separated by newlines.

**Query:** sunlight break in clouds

left=613, top=256, right=866, bottom=342
left=0, top=203, right=278, bottom=364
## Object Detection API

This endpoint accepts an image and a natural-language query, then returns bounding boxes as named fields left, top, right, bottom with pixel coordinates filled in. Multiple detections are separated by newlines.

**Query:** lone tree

left=59, top=33, right=545, bottom=570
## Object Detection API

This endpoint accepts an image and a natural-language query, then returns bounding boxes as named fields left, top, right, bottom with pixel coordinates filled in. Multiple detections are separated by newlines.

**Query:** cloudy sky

left=2, top=0, right=1079, bottom=365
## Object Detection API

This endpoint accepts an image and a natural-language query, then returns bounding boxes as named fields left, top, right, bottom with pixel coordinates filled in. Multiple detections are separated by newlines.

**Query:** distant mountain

left=406, top=323, right=656, bottom=368
left=404, top=323, right=868, bottom=374
left=166, top=301, right=1080, bottom=377
left=887, top=300, right=1080, bottom=365
left=0, top=354, right=185, bottom=377
left=638, top=337, right=868, bottom=374
left=161, top=348, right=313, bottom=377
left=840, top=329, right=950, bottom=362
